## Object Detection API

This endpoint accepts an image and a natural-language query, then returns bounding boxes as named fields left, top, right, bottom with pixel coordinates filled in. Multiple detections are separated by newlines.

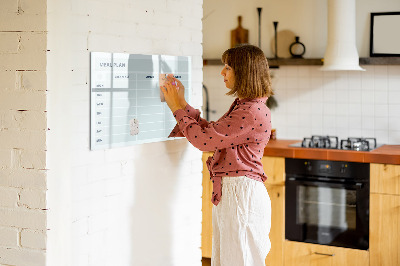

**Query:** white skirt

left=212, top=176, right=271, bottom=266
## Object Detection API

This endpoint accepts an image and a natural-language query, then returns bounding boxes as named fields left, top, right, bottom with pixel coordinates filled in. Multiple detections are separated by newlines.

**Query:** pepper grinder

left=273, top=21, right=279, bottom=58
left=257, top=8, right=262, bottom=48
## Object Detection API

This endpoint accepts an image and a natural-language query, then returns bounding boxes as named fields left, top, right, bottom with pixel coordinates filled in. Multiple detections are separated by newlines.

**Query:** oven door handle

left=314, top=252, right=335, bottom=257
left=287, top=177, right=364, bottom=189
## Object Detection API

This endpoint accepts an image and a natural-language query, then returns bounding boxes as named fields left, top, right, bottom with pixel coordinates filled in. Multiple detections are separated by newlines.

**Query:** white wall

left=203, top=0, right=400, bottom=145
left=0, top=0, right=48, bottom=265
left=47, top=0, right=203, bottom=266
left=203, top=0, right=400, bottom=58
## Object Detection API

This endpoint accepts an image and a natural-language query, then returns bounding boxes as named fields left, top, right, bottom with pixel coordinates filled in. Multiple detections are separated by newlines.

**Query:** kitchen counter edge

left=263, top=139, right=400, bottom=165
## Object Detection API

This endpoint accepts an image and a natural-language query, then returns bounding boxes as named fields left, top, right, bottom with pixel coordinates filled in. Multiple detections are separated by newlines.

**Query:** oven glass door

left=286, top=179, right=369, bottom=250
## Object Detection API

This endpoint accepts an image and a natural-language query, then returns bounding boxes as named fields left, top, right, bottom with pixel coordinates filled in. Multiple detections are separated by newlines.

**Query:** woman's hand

left=161, top=75, right=184, bottom=113
left=169, top=75, right=187, bottom=108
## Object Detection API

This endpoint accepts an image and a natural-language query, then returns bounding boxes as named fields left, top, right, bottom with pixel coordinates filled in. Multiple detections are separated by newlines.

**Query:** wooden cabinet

left=370, top=163, right=400, bottom=195
left=284, top=241, right=369, bottom=266
left=264, top=184, right=284, bottom=266
left=262, top=156, right=285, bottom=266
left=261, top=156, right=285, bottom=186
left=201, top=154, right=286, bottom=265
left=370, top=193, right=400, bottom=266
left=370, top=163, right=400, bottom=266
left=201, top=152, right=213, bottom=258
left=202, top=158, right=400, bottom=265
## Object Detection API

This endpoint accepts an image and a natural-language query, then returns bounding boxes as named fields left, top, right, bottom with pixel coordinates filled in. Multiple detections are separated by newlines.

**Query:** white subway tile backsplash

left=298, top=67, right=311, bottom=78
left=285, top=66, right=298, bottom=77
left=298, top=77, right=311, bottom=89
left=374, top=77, right=388, bottom=91
left=204, top=65, right=400, bottom=144
left=336, top=103, right=349, bottom=116
left=388, top=104, right=400, bottom=117
left=310, top=66, right=323, bottom=77
left=361, top=129, right=375, bottom=138
left=361, top=104, right=375, bottom=117
left=336, top=128, right=349, bottom=139
left=336, top=116, right=348, bottom=129
left=374, top=65, right=388, bottom=77
left=388, top=75, right=400, bottom=91
left=362, top=116, right=375, bottom=130
left=323, top=115, right=336, bottom=129
left=310, top=77, right=324, bottom=90
left=375, top=104, right=389, bottom=117
left=286, top=77, right=299, bottom=89
left=388, top=65, right=400, bottom=76
left=374, top=130, right=389, bottom=144
left=348, top=116, right=362, bottom=129
left=361, top=90, right=375, bottom=104
left=374, top=90, right=388, bottom=104
left=323, top=87, right=336, bottom=103
left=322, top=70, right=335, bottom=78
left=375, top=117, right=389, bottom=129
left=388, top=91, right=400, bottom=104
left=348, top=90, right=362, bottom=103
left=323, top=103, right=336, bottom=115
left=348, top=71, right=362, bottom=90
left=298, top=102, right=312, bottom=115
left=388, top=131, right=400, bottom=143
left=311, top=127, right=324, bottom=136
left=349, top=128, right=363, bottom=137
left=335, top=73, right=349, bottom=90
left=336, top=90, right=349, bottom=103
left=388, top=117, right=400, bottom=131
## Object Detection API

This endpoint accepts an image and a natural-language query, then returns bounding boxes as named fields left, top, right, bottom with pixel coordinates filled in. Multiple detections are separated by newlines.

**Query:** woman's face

left=220, top=64, right=235, bottom=89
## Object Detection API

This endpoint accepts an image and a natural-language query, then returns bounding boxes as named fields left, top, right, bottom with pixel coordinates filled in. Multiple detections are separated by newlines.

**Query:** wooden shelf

left=359, top=57, right=400, bottom=65
left=268, top=58, right=322, bottom=67
left=203, top=58, right=323, bottom=67
left=203, top=57, right=400, bottom=67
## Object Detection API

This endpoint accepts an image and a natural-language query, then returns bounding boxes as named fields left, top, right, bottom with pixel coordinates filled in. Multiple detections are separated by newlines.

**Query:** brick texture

left=0, top=0, right=47, bottom=264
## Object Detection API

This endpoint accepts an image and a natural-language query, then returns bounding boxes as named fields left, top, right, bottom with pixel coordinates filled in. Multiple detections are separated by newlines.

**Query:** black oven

left=285, top=158, right=369, bottom=250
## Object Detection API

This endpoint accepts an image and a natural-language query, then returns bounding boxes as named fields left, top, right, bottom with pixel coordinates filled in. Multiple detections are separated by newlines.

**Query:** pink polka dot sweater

left=168, top=97, right=272, bottom=206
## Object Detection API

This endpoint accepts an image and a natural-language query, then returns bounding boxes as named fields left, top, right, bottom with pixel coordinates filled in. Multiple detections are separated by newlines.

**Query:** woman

left=161, top=44, right=273, bottom=266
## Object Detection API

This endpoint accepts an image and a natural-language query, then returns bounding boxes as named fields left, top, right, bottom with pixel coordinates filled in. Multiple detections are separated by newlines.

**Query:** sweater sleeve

left=168, top=103, right=211, bottom=138
left=172, top=106, right=257, bottom=152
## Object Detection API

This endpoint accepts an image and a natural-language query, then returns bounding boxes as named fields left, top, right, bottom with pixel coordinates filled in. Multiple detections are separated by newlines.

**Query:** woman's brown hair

left=221, top=44, right=273, bottom=99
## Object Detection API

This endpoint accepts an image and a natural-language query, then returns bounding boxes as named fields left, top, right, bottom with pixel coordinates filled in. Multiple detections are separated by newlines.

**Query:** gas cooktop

left=289, top=135, right=383, bottom=151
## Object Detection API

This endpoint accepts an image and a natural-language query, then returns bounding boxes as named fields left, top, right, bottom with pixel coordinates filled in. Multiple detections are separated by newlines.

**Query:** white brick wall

left=0, top=0, right=48, bottom=265
left=2, top=0, right=203, bottom=265
left=47, top=1, right=203, bottom=266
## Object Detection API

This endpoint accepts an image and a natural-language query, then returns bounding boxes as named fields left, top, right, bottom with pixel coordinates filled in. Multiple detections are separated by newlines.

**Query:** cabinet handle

left=314, top=252, right=335, bottom=257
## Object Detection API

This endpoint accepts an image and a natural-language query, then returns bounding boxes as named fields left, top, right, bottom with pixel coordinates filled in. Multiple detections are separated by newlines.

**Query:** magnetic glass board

left=90, top=52, right=191, bottom=150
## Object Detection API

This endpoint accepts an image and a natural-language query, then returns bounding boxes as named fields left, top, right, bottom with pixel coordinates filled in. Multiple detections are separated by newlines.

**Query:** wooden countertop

left=263, top=139, right=400, bottom=165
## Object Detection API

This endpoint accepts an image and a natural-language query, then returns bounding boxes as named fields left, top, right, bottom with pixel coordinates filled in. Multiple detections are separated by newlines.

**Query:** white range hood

left=320, top=0, right=365, bottom=71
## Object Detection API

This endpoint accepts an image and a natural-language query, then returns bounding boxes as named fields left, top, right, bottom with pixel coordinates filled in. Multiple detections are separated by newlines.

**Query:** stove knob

left=340, top=164, right=347, bottom=174
left=305, top=162, right=312, bottom=171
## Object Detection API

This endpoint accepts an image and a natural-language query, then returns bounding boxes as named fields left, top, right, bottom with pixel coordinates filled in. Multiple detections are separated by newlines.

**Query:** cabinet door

left=370, top=163, right=400, bottom=195
left=202, top=152, right=213, bottom=258
left=264, top=184, right=284, bottom=266
left=370, top=193, right=400, bottom=266
left=284, top=241, right=369, bottom=266
left=261, top=156, right=285, bottom=185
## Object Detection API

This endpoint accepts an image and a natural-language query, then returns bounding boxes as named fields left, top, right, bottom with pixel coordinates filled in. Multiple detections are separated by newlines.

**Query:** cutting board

left=231, top=16, right=249, bottom=48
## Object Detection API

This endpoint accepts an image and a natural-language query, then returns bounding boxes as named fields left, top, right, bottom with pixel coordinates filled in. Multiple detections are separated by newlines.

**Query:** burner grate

left=296, top=136, right=378, bottom=151
left=301, top=135, right=339, bottom=149
left=340, top=137, right=377, bottom=151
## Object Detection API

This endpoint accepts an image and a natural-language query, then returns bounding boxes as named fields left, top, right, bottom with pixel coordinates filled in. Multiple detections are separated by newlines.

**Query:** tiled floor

left=202, top=257, right=211, bottom=266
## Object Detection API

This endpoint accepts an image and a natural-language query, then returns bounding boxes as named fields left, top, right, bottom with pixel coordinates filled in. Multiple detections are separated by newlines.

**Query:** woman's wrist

left=179, top=100, right=188, bottom=109
left=171, top=104, right=184, bottom=114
